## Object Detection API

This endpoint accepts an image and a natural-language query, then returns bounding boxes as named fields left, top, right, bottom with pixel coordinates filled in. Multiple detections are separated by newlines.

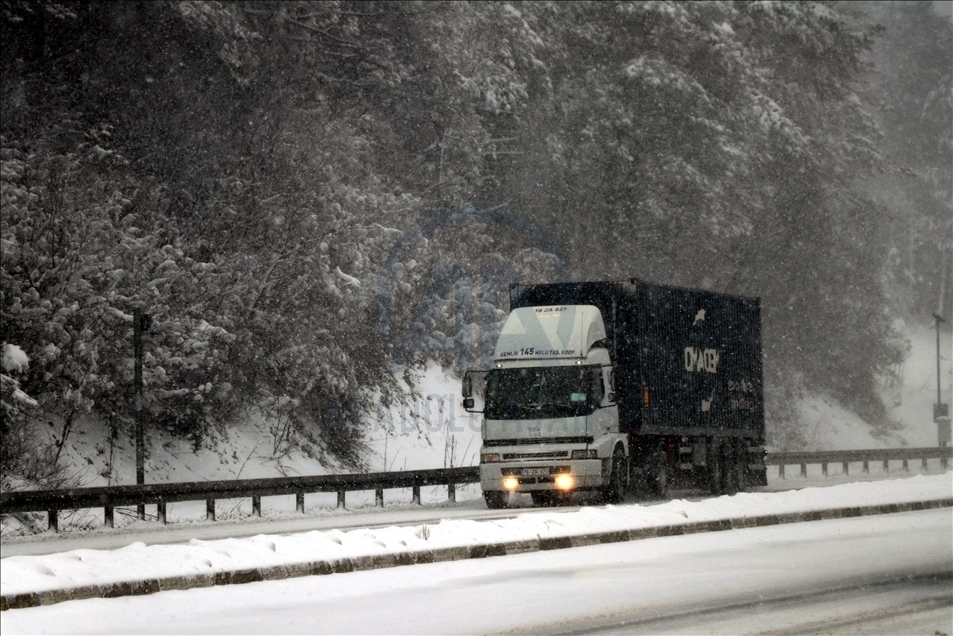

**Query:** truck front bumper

left=480, top=459, right=606, bottom=492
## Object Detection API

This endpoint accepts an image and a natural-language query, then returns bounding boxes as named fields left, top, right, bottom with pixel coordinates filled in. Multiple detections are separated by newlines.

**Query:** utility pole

left=936, top=314, right=944, bottom=406
left=133, top=307, right=150, bottom=519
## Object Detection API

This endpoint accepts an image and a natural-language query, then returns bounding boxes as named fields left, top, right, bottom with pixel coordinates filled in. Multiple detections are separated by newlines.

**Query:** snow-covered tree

left=2, top=1, right=944, bottom=472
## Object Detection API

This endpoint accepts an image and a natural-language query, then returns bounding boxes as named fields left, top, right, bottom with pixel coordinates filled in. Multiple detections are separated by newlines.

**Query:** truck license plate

left=522, top=468, right=548, bottom=476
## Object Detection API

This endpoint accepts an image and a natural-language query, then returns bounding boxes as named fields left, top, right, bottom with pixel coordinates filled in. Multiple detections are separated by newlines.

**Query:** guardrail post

left=412, top=484, right=421, bottom=505
left=48, top=509, right=58, bottom=533
left=137, top=503, right=145, bottom=521
left=821, top=462, right=828, bottom=476
left=922, top=457, right=928, bottom=470
left=843, top=461, right=849, bottom=475
left=375, top=488, right=384, bottom=507
left=778, top=464, right=785, bottom=479
left=252, top=496, right=261, bottom=517
left=157, top=502, right=167, bottom=524
left=104, top=506, right=114, bottom=528
left=943, top=454, right=948, bottom=470
left=883, top=459, right=889, bottom=473
left=206, top=499, right=215, bottom=521
left=862, top=460, right=869, bottom=474
left=902, top=458, right=909, bottom=472
left=448, top=481, right=456, bottom=502
left=799, top=463, right=807, bottom=478
left=337, top=491, right=346, bottom=509
left=296, top=492, right=305, bottom=513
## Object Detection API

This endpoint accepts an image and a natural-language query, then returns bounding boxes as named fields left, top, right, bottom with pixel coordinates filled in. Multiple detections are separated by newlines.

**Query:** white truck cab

left=465, top=305, right=628, bottom=508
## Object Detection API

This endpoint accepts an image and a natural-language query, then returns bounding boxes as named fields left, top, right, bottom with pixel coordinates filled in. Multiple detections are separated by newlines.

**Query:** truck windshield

left=484, top=366, right=596, bottom=420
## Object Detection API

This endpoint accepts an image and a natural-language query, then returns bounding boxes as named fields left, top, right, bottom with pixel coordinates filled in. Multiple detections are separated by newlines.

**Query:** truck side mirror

left=462, top=370, right=486, bottom=412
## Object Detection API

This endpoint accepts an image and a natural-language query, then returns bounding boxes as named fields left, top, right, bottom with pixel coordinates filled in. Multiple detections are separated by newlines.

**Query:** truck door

left=588, top=366, right=619, bottom=437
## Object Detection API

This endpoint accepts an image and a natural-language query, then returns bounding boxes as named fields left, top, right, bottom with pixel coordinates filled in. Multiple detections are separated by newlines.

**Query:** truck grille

left=502, top=451, right=569, bottom=460
left=484, top=436, right=593, bottom=447
left=502, top=465, right=570, bottom=476
left=516, top=476, right=555, bottom=485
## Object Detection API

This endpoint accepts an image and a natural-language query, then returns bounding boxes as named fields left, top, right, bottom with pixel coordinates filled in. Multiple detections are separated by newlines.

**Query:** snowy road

left=4, top=507, right=950, bottom=635
left=541, top=574, right=952, bottom=635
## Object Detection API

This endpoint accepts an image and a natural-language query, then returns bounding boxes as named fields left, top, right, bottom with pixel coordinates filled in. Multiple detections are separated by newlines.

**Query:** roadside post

left=933, top=313, right=950, bottom=468
left=134, top=307, right=151, bottom=520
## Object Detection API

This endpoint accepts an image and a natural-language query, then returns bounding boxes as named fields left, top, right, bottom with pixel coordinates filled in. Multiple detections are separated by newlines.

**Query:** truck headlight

left=503, top=477, right=519, bottom=490
left=554, top=473, right=574, bottom=490
left=481, top=453, right=501, bottom=463
left=571, top=449, right=598, bottom=459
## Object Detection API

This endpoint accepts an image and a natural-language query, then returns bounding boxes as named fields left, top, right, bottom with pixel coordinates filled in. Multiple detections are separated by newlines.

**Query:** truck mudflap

left=480, top=459, right=605, bottom=492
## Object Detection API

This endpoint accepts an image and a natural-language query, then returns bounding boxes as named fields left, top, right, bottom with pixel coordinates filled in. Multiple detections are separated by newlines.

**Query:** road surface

left=3, top=507, right=950, bottom=634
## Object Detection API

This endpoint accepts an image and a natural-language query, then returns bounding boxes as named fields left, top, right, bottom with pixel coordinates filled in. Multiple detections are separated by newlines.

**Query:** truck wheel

left=731, top=439, right=748, bottom=492
left=531, top=491, right=555, bottom=507
left=603, top=447, right=627, bottom=504
left=649, top=450, right=668, bottom=498
left=484, top=491, right=507, bottom=509
left=723, top=441, right=738, bottom=495
left=739, top=440, right=751, bottom=489
left=708, top=439, right=723, bottom=495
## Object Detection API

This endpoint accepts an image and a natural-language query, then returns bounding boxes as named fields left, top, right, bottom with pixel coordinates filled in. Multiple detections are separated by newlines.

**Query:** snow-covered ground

left=796, top=319, right=951, bottom=450
left=28, top=361, right=481, bottom=488
left=1, top=473, right=949, bottom=598
left=3, top=502, right=950, bottom=634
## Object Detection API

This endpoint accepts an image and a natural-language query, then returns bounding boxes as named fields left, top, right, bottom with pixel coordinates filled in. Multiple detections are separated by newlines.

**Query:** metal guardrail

left=1, top=466, right=479, bottom=532
left=1, top=447, right=949, bottom=533
left=766, top=446, right=951, bottom=479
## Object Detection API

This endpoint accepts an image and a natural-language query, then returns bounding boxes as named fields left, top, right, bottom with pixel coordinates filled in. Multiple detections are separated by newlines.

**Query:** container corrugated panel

left=509, top=279, right=764, bottom=439
left=635, top=282, right=763, bottom=438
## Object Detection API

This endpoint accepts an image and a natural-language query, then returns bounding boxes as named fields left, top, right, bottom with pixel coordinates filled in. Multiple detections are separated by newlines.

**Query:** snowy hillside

left=793, top=320, right=951, bottom=451
left=27, top=362, right=480, bottom=490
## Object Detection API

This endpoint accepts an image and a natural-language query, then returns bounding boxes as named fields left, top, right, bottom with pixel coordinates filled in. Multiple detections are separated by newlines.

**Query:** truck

left=462, top=278, right=766, bottom=508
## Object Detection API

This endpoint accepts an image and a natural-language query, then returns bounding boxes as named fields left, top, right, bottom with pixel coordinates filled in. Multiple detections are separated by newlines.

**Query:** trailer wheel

left=739, top=441, right=751, bottom=489
left=484, top=491, right=507, bottom=509
left=722, top=441, right=739, bottom=495
left=603, top=447, right=627, bottom=504
left=707, top=439, right=723, bottom=495
left=732, top=438, right=746, bottom=492
left=649, top=449, right=668, bottom=498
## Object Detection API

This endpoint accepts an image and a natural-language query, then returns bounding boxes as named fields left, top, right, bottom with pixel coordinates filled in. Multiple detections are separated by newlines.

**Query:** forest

left=1, top=1, right=950, bottom=482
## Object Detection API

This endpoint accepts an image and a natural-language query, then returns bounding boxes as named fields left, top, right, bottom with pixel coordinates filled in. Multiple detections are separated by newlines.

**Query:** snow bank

left=2, top=473, right=949, bottom=598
